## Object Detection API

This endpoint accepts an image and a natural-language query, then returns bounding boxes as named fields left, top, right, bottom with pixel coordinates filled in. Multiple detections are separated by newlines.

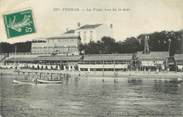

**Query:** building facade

left=31, top=33, right=80, bottom=55
left=31, top=39, right=47, bottom=54
left=3, top=52, right=183, bottom=72
left=78, top=54, right=131, bottom=71
left=137, top=51, right=169, bottom=71
left=4, top=55, right=82, bottom=71
left=75, top=24, right=113, bottom=44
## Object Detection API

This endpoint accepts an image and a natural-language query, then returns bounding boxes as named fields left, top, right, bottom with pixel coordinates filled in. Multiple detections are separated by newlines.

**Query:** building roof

left=83, top=54, right=132, bottom=61
left=47, top=36, right=80, bottom=40
left=64, top=30, right=75, bottom=34
left=137, top=51, right=169, bottom=60
left=34, top=55, right=82, bottom=61
left=6, top=57, right=35, bottom=62
left=77, top=24, right=102, bottom=30
left=5, top=55, right=82, bottom=62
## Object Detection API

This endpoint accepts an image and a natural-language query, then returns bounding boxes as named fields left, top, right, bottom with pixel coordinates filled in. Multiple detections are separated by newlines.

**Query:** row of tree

left=79, top=30, right=183, bottom=55
left=0, top=30, right=182, bottom=54
left=79, top=36, right=141, bottom=54
left=0, top=41, right=31, bottom=53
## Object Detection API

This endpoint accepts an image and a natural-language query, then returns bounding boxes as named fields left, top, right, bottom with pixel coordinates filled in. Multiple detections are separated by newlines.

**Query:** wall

left=95, top=24, right=113, bottom=40
left=31, top=37, right=80, bottom=55
left=75, top=24, right=112, bottom=44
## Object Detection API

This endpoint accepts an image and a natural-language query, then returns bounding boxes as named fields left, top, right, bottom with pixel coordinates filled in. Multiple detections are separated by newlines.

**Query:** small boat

left=36, top=79, right=62, bottom=84
left=13, top=80, right=35, bottom=85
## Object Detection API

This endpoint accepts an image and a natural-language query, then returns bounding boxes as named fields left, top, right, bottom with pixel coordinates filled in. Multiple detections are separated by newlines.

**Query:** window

left=83, top=31, right=86, bottom=41
left=78, top=31, right=80, bottom=36
left=90, top=31, right=93, bottom=40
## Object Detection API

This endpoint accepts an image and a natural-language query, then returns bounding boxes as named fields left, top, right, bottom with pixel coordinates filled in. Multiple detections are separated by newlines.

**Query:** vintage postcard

left=0, top=0, right=183, bottom=117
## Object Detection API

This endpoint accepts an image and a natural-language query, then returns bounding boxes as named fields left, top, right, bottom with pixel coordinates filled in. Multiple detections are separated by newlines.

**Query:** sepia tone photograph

left=0, top=0, right=183, bottom=117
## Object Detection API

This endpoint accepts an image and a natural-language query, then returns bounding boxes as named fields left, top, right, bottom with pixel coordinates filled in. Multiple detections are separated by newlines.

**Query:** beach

left=1, top=68, right=183, bottom=80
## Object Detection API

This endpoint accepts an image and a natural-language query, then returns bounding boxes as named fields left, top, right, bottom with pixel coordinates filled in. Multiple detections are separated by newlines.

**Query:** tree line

left=0, top=41, right=31, bottom=53
left=0, top=30, right=182, bottom=55
left=79, top=30, right=183, bottom=55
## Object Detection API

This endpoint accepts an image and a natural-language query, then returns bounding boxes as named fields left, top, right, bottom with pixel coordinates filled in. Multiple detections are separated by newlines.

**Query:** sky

left=0, top=0, right=183, bottom=43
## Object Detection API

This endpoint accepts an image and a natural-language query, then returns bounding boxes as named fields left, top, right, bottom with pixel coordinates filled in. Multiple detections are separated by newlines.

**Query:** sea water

left=0, top=74, right=183, bottom=117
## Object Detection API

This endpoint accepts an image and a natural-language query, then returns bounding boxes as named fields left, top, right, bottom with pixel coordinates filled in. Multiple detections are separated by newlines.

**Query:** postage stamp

left=3, top=9, right=36, bottom=38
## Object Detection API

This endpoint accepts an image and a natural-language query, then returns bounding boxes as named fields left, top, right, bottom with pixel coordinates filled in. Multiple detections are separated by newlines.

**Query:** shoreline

left=1, top=68, right=183, bottom=80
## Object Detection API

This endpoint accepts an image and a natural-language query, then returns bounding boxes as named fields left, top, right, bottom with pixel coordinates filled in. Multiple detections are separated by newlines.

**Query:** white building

left=31, top=23, right=112, bottom=55
left=75, top=24, right=113, bottom=44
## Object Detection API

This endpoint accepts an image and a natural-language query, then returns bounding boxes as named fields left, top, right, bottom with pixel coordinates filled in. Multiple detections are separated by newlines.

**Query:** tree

left=0, top=41, right=31, bottom=53
left=123, top=37, right=141, bottom=53
left=101, top=36, right=116, bottom=54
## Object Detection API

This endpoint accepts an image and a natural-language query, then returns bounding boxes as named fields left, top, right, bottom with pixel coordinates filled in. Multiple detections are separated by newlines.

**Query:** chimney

left=77, top=22, right=81, bottom=28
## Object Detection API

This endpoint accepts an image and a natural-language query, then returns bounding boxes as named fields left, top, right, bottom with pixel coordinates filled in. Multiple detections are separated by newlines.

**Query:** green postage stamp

left=3, top=9, right=36, bottom=38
